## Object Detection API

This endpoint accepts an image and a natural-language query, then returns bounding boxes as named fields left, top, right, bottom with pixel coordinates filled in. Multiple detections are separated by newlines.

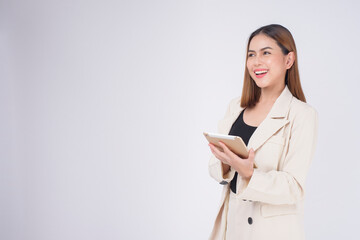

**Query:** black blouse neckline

left=240, top=109, right=258, bottom=129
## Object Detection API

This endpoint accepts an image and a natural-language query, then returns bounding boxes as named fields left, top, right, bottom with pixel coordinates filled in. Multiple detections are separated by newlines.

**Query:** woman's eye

left=264, top=51, right=271, bottom=55
left=248, top=53, right=254, bottom=57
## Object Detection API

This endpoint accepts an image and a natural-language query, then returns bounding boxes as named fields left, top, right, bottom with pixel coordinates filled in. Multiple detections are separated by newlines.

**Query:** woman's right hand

left=209, top=141, right=255, bottom=180
left=208, top=143, right=231, bottom=174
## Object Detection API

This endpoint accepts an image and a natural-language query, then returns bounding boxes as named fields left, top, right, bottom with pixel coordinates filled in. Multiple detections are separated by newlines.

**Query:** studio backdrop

left=1, top=0, right=360, bottom=239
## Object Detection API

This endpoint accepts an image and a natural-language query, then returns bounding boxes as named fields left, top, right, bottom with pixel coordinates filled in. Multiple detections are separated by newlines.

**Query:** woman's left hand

left=209, top=141, right=255, bottom=180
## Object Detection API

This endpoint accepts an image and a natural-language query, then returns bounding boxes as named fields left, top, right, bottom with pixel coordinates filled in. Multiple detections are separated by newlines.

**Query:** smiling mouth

left=254, top=70, right=268, bottom=78
left=254, top=70, right=268, bottom=75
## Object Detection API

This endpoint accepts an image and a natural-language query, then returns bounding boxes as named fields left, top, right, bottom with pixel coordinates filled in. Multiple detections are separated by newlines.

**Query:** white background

left=1, top=0, right=360, bottom=239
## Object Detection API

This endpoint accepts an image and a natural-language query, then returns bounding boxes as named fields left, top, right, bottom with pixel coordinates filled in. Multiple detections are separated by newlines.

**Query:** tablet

left=204, top=132, right=249, bottom=158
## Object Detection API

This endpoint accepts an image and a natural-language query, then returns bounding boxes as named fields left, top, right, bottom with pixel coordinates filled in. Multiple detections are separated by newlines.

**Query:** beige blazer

left=208, top=85, right=318, bottom=240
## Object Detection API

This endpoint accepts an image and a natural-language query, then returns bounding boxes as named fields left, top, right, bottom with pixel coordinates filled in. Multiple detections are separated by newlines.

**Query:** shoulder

left=227, top=96, right=242, bottom=112
left=221, top=96, right=242, bottom=118
left=288, top=97, right=318, bottom=124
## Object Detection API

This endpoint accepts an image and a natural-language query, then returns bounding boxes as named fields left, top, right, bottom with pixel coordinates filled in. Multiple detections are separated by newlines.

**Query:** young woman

left=208, top=24, right=318, bottom=240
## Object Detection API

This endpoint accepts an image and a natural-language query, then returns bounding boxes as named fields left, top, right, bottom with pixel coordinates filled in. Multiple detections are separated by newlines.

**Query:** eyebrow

left=248, top=47, right=273, bottom=52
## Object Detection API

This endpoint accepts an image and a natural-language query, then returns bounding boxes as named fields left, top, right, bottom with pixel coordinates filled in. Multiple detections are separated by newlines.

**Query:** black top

left=228, top=109, right=257, bottom=193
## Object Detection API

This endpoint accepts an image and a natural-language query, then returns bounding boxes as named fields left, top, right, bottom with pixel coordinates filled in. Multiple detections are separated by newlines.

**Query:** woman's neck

left=258, top=84, right=285, bottom=105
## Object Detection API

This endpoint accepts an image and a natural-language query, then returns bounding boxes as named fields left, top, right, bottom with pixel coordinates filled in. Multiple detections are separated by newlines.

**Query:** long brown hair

left=240, top=24, right=306, bottom=108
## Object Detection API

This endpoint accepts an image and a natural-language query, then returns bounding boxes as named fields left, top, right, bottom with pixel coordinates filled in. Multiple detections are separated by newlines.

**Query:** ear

left=285, top=52, right=295, bottom=69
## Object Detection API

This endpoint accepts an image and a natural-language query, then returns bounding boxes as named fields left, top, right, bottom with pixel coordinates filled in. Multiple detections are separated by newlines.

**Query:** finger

left=248, top=147, right=254, bottom=155
left=210, top=144, right=229, bottom=163
left=210, top=144, right=227, bottom=159
left=218, top=141, right=236, bottom=157
left=215, top=141, right=224, bottom=151
left=218, top=141, right=230, bottom=153
left=209, top=143, right=224, bottom=154
left=248, top=148, right=255, bottom=161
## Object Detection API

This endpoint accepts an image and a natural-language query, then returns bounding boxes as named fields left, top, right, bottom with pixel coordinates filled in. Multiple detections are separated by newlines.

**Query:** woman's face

left=246, top=34, right=293, bottom=90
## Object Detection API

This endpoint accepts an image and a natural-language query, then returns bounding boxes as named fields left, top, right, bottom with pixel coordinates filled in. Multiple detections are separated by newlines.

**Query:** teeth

left=255, top=70, right=268, bottom=75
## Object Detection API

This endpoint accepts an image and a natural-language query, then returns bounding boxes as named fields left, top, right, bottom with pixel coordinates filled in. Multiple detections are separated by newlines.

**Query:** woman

left=208, top=24, right=318, bottom=240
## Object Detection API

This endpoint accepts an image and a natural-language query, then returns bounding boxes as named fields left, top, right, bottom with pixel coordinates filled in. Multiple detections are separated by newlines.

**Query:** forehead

left=248, top=34, right=280, bottom=51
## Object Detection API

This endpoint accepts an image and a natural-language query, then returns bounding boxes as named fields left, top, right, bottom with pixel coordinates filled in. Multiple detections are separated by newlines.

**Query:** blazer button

left=248, top=217, right=253, bottom=225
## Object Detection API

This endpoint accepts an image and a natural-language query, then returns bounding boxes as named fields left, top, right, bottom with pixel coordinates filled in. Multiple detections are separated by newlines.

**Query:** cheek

left=246, top=60, right=254, bottom=73
left=268, top=57, right=286, bottom=70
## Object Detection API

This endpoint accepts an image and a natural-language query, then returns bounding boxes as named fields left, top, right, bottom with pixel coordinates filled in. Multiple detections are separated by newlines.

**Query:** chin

left=253, top=79, right=271, bottom=89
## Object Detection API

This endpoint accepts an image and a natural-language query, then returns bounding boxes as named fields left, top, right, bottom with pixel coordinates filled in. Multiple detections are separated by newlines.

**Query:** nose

left=253, top=55, right=262, bottom=66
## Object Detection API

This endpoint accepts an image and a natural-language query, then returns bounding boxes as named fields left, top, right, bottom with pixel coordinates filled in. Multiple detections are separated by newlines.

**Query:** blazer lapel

left=247, top=118, right=289, bottom=151
left=248, top=86, right=293, bottom=151
left=218, top=85, right=293, bottom=152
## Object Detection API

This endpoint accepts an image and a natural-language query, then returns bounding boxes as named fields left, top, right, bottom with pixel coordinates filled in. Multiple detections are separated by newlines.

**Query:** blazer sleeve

left=237, top=106, right=319, bottom=205
left=208, top=98, right=237, bottom=185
